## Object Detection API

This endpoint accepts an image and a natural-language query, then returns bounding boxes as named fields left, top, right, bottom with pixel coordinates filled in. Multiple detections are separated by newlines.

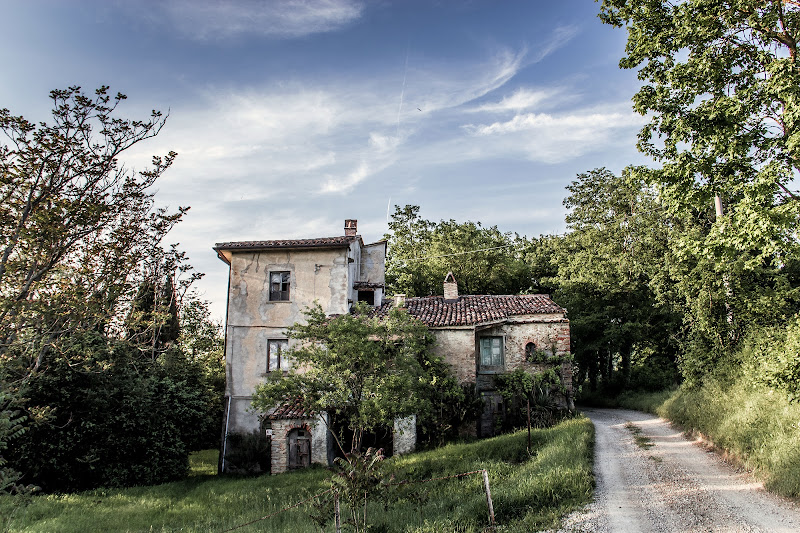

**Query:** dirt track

left=551, top=408, right=800, bottom=532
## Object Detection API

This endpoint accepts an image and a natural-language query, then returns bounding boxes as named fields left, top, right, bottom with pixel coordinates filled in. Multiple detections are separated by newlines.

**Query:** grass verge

left=0, top=416, right=594, bottom=532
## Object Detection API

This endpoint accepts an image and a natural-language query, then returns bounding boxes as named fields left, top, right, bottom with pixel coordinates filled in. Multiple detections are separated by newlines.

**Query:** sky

left=1, top=0, right=651, bottom=319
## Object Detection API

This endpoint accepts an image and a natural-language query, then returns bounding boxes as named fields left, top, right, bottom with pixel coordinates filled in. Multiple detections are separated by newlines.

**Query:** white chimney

left=393, top=294, right=406, bottom=308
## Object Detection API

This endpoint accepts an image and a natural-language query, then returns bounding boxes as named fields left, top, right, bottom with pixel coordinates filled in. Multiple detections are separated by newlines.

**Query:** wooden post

left=527, top=398, right=532, bottom=453
left=334, top=490, right=341, bottom=533
left=482, top=469, right=496, bottom=529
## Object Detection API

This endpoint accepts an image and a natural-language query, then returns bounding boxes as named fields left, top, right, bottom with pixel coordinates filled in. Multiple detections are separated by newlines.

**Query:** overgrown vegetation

left=252, top=302, right=478, bottom=455
left=0, top=417, right=594, bottom=532
left=0, top=87, right=224, bottom=493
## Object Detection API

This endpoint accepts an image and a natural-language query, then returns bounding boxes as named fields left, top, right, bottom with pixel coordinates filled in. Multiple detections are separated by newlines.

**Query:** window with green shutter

left=479, top=336, right=504, bottom=369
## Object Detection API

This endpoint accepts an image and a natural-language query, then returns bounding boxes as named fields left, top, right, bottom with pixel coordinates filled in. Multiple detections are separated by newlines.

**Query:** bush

left=9, top=333, right=212, bottom=492
left=225, top=431, right=270, bottom=475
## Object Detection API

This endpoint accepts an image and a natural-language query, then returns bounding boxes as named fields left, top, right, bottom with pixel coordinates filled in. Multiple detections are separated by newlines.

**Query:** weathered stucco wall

left=361, top=242, right=386, bottom=285
left=393, top=415, right=416, bottom=455
left=224, top=247, right=350, bottom=435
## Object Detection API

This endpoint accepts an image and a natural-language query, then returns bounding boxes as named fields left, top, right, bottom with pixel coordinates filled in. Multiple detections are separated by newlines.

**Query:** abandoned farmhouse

left=214, top=220, right=571, bottom=474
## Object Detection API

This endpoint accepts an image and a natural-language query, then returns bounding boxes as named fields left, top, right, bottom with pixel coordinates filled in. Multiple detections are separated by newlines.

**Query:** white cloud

left=532, top=25, right=579, bottom=62
left=469, top=88, right=559, bottom=113
left=460, top=105, right=645, bottom=163
left=149, top=0, right=364, bottom=40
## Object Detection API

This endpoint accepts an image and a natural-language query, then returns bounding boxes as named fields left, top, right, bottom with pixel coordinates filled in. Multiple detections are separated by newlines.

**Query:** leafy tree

left=385, top=205, right=532, bottom=297
left=0, top=87, right=220, bottom=491
left=599, top=0, right=800, bottom=373
left=0, top=86, right=184, bottom=387
left=178, top=296, right=225, bottom=449
left=551, top=168, right=680, bottom=391
left=252, top=302, right=437, bottom=455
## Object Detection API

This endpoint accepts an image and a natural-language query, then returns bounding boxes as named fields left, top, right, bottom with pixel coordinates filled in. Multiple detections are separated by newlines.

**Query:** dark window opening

left=269, top=271, right=290, bottom=301
left=357, top=290, right=375, bottom=305
left=525, top=342, right=536, bottom=360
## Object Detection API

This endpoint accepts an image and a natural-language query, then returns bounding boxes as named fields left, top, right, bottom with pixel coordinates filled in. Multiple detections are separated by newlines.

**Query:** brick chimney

left=344, top=219, right=357, bottom=237
left=443, top=272, right=458, bottom=301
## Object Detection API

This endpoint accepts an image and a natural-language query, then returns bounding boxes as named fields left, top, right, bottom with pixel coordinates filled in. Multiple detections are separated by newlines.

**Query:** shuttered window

left=480, top=337, right=504, bottom=368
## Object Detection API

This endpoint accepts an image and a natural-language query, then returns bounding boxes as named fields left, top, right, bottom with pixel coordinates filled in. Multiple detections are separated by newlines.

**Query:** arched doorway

left=287, top=428, right=311, bottom=469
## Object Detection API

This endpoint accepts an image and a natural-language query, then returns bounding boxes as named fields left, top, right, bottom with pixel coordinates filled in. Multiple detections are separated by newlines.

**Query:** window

left=480, top=337, right=504, bottom=368
left=269, top=271, right=290, bottom=301
left=525, top=342, right=536, bottom=361
left=357, top=290, right=374, bottom=305
left=268, top=339, right=290, bottom=371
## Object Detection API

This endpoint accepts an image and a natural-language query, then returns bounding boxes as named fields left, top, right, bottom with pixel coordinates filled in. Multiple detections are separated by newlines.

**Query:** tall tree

left=385, top=205, right=532, bottom=297
left=0, top=86, right=183, bottom=386
left=599, top=1, right=800, bottom=373
left=552, top=168, right=680, bottom=390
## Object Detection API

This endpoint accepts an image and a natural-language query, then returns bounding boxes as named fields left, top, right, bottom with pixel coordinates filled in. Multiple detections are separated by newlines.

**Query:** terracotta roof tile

left=267, top=397, right=314, bottom=420
left=214, top=235, right=356, bottom=251
left=373, top=294, right=565, bottom=327
left=353, top=281, right=385, bottom=289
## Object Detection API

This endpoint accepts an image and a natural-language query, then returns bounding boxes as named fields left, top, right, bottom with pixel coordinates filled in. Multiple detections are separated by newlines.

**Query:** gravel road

left=551, top=408, right=800, bottom=532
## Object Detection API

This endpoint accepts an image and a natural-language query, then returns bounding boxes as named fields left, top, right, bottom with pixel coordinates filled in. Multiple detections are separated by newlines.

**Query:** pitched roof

left=214, top=235, right=356, bottom=251
left=267, top=397, right=314, bottom=420
left=373, top=294, right=565, bottom=328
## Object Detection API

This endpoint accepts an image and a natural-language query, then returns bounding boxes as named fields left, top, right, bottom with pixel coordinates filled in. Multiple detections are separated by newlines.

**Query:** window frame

left=479, top=336, right=505, bottom=371
left=267, top=338, right=290, bottom=372
left=269, top=271, right=291, bottom=301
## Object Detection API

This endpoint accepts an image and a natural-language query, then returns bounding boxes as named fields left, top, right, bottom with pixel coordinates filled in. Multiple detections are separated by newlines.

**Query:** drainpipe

left=221, top=396, right=231, bottom=472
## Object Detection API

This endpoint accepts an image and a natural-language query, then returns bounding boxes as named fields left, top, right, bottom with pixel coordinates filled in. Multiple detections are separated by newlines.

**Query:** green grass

left=0, top=416, right=594, bottom=532
left=188, top=449, right=219, bottom=477
left=624, top=422, right=654, bottom=450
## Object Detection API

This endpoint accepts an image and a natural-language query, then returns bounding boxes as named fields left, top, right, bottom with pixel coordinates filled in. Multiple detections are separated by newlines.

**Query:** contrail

left=396, top=46, right=409, bottom=136
left=386, top=197, right=392, bottom=224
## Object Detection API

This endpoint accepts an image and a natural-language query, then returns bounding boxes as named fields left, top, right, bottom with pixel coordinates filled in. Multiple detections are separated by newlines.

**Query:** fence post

left=482, top=469, right=496, bottom=528
left=334, top=490, right=341, bottom=533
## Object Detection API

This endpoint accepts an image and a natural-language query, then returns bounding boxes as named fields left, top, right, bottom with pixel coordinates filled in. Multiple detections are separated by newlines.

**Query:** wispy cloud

left=532, top=25, right=579, bottom=62
left=461, top=104, right=645, bottom=163
left=150, top=0, right=364, bottom=40
left=468, top=88, right=559, bottom=113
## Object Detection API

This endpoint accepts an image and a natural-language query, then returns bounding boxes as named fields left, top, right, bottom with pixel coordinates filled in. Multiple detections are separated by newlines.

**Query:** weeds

left=624, top=422, right=654, bottom=450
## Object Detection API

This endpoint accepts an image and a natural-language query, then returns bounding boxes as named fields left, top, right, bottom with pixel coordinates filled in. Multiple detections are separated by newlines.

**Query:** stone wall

left=270, top=415, right=330, bottom=474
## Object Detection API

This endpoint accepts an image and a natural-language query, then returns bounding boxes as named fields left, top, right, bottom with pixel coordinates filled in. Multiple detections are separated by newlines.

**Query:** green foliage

left=1, top=417, right=593, bottom=532
left=252, top=302, right=437, bottom=454
left=551, top=168, right=681, bottom=392
left=599, top=0, right=800, bottom=373
left=225, top=430, right=270, bottom=475
left=0, top=392, right=36, bottom=495
left=0, top=86, right=185, bottom=384
left=330, top=448, right=390, bottom=533
left=7, top=332, right=212, bottom=492
left=494, top=368, right=568, bottom=430
left=741, top=316, right=800, bottom=401
left=385, top=205, right=535, bottom=297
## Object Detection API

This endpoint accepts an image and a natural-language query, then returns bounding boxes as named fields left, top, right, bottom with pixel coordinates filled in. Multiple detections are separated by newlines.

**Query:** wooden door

left=288, top=428, right=311, bottom=469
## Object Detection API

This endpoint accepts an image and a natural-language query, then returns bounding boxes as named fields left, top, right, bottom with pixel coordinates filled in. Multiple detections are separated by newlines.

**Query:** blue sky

left=1, top=0, right=649, bottom=318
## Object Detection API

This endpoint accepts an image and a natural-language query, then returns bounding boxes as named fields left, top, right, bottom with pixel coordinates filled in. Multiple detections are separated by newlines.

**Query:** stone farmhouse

left=214, top=220, right=570, bottom=474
